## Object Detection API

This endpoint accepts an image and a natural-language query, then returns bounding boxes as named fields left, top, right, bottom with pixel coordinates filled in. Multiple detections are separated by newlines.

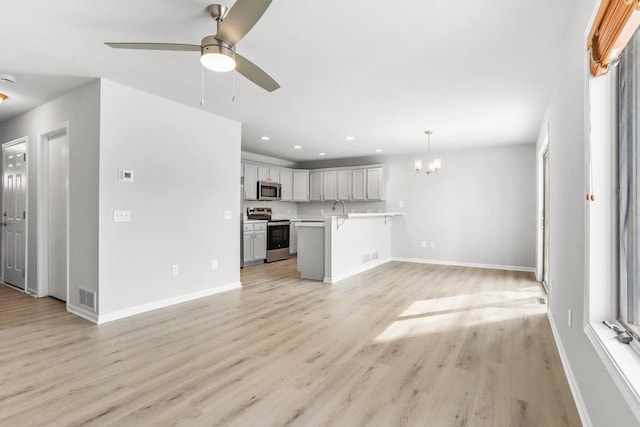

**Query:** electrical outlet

left=399, top=201, right=404, bottom=208
left=224, top=210, right=232, bottom=220
left=421, top=241, right=427, bottom=248
left=172, top=265, right=179, bottom=276
left=113, top=210, right=131, bottom=223
left=211, top=259, right=218, bottom=270
left=430, top=241, right=435, bottom=249
left=568, top=309, right=572, bottom=328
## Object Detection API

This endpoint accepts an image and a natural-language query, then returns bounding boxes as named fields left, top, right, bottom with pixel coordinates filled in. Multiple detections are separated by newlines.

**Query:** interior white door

left=47, top=132, right=69, bottom=301
left=2, top=142, right=27, bottom=289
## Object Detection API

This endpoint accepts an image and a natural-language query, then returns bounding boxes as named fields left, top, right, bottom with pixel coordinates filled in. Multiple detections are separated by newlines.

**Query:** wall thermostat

left=119, top=169, right=134, bottom=182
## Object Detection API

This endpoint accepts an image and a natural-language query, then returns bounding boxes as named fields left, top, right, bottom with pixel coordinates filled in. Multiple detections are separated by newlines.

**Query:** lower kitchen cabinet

left=243, top=222, right=267, bottom=263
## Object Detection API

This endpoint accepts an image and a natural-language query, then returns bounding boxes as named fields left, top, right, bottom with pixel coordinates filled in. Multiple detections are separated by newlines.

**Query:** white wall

left=390, top=145, right=536, bottom=270
left=98, top=80, right=241, bottom=319
left=0, top=81, right=101, bottom=311
left=538, top=1, right=639, bottom=425
left=324, top=215, right=392, bottom=283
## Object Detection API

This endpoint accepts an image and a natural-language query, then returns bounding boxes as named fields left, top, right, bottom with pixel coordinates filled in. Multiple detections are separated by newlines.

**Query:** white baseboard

left=324, top=258, right=391, bottom=284
left=390, top=257, right=535, bottom=273
left=547, top=310, right=592, bottom=427
left=97, top=282, right=242, bottom=324
left=67, top=303, right=99, bottom=324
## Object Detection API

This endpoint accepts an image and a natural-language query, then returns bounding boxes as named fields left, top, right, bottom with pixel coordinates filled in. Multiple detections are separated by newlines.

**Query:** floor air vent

left=79, top=288, right=96, bottom=311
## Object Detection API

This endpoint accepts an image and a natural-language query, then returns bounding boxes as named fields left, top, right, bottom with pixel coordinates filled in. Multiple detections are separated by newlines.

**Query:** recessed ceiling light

left=345, top=136, right=355, bottom=141
left=0, top=93, right=7, bottom=104
left=293, top=145, right=302, bottom=149
left=260, top=136, right=270, bottom=141
left=318, top=152, right=326, bottom=156
left=375, top=149, right=383, bottom=153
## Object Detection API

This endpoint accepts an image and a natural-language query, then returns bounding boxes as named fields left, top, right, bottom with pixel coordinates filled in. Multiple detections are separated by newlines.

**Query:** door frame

left=1, top=136, right=29, bottom=292
left=542, top=147, right=550, bottom=292
left=37, top=123, right=70, bottom=300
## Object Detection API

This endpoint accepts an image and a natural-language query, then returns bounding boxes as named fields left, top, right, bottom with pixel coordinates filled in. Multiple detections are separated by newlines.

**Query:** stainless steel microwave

left=257, top=181, right=281, bottom=200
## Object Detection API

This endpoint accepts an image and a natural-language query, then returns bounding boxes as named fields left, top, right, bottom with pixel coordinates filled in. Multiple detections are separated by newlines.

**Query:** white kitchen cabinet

left=253, top=229, right=267, bottom=260
left=243, top=222, right=267, bottom=263
left=243, top=163, right=258, bottom=200
left=280, top=168, right=293, bottom=201
left=337, top=170, right=351, bottom=200
left=323, top=171, right=338, bottom=201
left=258, top=166, right=279, bottom=182
left=367, top=167, right=385, bottom=200
left=309, top=171, right=323, bottom=201
left=292, top=170, right=310, bottom=201
left=243, top=232, right=254, bottom=263
left=352, top=169, right=366, bottom=200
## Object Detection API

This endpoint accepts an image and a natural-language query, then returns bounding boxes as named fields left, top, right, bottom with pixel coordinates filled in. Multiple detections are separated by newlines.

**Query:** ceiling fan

left=105, top=0, right=280, bottom=92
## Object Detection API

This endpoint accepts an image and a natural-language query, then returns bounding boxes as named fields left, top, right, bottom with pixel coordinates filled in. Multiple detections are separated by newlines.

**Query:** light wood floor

left=0, top=259, right=580, bottom=426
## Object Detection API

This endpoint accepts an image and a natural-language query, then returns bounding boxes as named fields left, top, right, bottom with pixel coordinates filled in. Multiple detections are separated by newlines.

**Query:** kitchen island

left=295, top=212, right=404, bottom=283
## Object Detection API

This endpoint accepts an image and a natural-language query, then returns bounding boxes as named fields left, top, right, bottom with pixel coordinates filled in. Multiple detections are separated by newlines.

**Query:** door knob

left=0, top=222, right=7, bottom=227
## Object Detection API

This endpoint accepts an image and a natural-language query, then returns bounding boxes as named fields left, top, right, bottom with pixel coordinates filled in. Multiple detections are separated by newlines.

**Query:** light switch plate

left=399, top=201, right=404, bottom=208
left=224, top=210, right=232, bottom=220
left=114, top=210, right=131, bottom=223
left=211, top=259, right=218, bottom=270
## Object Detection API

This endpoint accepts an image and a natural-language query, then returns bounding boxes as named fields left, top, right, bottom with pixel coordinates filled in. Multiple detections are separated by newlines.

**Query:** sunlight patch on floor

left=374, top=289, right=546, bottom=343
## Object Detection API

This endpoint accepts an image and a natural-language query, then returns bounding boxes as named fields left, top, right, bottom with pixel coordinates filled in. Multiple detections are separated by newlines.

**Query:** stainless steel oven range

left=246, top=207, right=290, bottom=263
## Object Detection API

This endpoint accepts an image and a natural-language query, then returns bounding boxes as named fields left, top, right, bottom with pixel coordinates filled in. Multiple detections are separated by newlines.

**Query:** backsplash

left=242, top=200, right=389, bottom=219
left=296, top=201, right=388, bottom=217
left=242, top=200, right=298, bottom=220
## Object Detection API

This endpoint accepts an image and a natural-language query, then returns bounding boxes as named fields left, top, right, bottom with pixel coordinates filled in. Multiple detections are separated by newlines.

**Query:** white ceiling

left=0, top=0, right=570, bottom=162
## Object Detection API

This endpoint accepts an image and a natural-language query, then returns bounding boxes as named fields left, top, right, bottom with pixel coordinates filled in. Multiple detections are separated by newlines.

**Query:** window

left=618, top=27, right=640, bottom=343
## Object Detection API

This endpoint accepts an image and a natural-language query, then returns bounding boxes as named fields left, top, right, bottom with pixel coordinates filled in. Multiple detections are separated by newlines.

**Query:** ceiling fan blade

left=215, top=0, right=272, bottom=46
left=105, top=42, right=200, bottom=52
left=234, top=53, right=280, bottom=92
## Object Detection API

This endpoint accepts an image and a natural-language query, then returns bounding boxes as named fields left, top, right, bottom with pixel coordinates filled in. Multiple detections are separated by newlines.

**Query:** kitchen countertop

left=294, top=222, right=326, bottom=228
left=323, top=212, right=405, bottom=218
left=244, top=219, right=268, bottom=223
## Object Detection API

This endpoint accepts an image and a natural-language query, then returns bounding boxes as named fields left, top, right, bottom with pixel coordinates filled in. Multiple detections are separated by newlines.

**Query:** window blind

left=588, top=0, right=640, bottom=77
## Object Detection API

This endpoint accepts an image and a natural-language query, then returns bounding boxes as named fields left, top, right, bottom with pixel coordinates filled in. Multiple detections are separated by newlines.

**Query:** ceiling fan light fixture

left=0, top=93, right=7, bottom=104
left=200, top=39, right=236, bottom=72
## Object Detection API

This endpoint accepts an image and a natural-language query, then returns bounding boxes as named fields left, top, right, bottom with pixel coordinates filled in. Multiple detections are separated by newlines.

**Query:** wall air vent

left=79, top=288, right=96, bottom=311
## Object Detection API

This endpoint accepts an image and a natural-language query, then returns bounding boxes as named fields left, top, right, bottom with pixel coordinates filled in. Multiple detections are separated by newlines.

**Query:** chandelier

left=414, top=130, right=442, bottom=174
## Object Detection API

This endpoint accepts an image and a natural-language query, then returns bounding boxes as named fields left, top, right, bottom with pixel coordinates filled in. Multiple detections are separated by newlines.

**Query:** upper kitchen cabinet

left=280, top=168, right=293, bottom=201
left=293, top=170, right=310, bottom=202
left=323, top=171, right=338, bottom=201
left=243, top=163, right=258, bottom=200
left=337, top=170, right=352, bottom=200
left=309, top=171, right=323, bottom=201
left=258, top=166, right=280, bottom=183
left=352, top=169, right=366, bottom=200
left=366, top=167, right=386, bottom=200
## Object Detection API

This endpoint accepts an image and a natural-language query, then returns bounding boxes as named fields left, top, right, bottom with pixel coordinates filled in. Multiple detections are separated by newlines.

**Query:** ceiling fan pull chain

left=232, top=67, right=237, bottom=103
left=200, top=65, right=205, bottom=107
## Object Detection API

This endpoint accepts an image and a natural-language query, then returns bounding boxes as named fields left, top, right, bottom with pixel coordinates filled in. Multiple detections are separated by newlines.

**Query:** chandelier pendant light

left=415, top=130, right=442, bottom=174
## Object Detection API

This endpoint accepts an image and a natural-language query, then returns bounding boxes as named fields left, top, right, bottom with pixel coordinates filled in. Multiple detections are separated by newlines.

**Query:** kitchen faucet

left=332, top=200, right=346, bottom=215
